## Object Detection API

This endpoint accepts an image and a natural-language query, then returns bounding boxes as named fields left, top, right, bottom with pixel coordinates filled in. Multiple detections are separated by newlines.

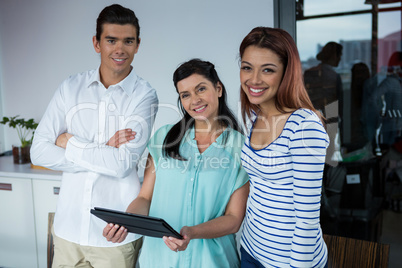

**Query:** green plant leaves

left=0, top=115, right=38, bottom=148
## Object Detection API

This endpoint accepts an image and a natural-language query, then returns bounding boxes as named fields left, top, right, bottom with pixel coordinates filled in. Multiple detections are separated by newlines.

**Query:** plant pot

left=12, top=145, right=31, bottom=164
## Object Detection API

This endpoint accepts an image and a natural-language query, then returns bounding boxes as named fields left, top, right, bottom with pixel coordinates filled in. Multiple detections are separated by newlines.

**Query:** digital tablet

left=91, top=207, right=183, bottom=239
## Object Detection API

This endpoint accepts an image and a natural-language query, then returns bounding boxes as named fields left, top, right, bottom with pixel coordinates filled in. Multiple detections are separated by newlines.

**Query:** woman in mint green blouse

left=103, top=59, right=249, bottom=267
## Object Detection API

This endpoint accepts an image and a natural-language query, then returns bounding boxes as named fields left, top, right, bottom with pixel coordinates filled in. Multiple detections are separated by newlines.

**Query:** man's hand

left=55, top=133, right=73, bottom=149
left=107, top=129, right=136, bottom=148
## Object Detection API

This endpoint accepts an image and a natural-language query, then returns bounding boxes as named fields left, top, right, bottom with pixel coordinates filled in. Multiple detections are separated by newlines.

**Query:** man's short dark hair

left=96, top=4, right=140, bottom=41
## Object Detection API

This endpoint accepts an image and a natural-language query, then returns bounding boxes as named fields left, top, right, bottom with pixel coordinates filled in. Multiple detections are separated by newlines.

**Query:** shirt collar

left=87, top=66, right=138, bottom=96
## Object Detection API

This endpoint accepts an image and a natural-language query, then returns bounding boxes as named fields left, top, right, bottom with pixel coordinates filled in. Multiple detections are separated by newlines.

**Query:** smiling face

left=240, top=45, right=284, bottom=111
left=93, top=23, right=140, bottom=85
left=177, top=74, right=222, bottom=125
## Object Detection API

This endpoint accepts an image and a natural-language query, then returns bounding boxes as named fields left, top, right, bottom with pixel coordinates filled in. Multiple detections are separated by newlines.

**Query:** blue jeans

left=240, top=246, right=329, bottom=268
left=240, top=247, right=265, bottom=268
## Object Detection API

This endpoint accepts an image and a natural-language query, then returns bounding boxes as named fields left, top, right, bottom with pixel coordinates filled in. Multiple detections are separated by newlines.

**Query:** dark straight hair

left=163, top=59, right=243, bottom=160
left=96, top=4, right=140, bottom=41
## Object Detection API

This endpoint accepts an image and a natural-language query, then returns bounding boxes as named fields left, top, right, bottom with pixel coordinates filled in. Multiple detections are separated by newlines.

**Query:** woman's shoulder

left=150, top=124, right=175, bottom=143
left=226, top=127, right=245, bottom=143
left=220, top=127, right=245, bottom=157
left=289, top=108, right=321, bottom=124
left=156, top=124, right=174, bottom=133
left=288, top=109, right=328, bottom=140
left=286, top=109, right=326, bottom=133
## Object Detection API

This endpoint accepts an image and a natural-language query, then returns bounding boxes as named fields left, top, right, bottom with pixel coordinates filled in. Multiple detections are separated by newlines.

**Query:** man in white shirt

left=30, top=4, right=158, bottom=267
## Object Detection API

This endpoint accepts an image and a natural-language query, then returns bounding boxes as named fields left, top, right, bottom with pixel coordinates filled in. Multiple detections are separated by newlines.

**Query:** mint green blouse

left=138, top=124, right=249, bottom=268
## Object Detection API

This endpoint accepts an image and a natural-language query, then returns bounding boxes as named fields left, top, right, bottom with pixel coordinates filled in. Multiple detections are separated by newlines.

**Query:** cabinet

left=33, top=179, right=61, bottom=268
left=0, top=177, right=60, bottom=268
left=0, top=177, right=38, bottom=267
left=0, top=156, right=61, bottom=268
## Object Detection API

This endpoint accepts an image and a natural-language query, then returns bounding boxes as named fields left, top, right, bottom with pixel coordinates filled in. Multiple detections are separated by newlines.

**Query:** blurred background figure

left=350, top=62, right=371, bottom=151
left=304, top=41, right=343, bottom=117
left=304, top=41, right=344, bottom=165
left=361, top=51, right=402, bottom=155
left=380, top=52, right=402, bottom=148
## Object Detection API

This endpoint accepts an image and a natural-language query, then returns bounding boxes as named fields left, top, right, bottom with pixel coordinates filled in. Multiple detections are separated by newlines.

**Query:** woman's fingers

left=163, top=235, right=189, bottom=252
left=103, top=223, right=114, bottom=237
left=163, top=236, right=176, bottom=251
left=103, top=223, right=127, bottom=243
left=114, top=227, right=128, bottom=243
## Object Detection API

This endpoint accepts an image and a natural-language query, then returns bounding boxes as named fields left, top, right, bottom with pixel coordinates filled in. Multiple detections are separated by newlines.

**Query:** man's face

left=93, top=23, right=140, bottom=80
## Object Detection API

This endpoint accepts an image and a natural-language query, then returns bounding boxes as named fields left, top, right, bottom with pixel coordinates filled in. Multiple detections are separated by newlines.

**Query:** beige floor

left=380, top=209, right=402, bottom=268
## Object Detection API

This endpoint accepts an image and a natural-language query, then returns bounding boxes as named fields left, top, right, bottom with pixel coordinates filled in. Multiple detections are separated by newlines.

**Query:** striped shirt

left=241, top=109, right=329, bottom=268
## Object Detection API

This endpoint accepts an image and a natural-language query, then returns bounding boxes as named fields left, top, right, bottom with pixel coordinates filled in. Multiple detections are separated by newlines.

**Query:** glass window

left=302, top=0, right=400, bottom=16
left=303, top=1, right=367, bottom=16
left=297, top=0, right=401, bottom=157
left=296, top=1, right=402, bottom=251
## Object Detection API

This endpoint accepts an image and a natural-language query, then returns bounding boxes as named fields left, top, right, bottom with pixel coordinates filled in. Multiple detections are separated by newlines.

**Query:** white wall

left=0, top=0, right=274, bottom=150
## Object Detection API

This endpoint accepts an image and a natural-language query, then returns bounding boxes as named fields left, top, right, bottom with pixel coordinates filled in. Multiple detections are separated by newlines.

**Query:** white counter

left=0, top=155, right=62, bottom=180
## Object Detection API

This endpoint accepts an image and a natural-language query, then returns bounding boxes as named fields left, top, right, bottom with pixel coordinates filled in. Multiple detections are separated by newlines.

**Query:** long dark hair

left=239, top=27, right=324, bottom=126
left=163, top=59, right=243, bottom=160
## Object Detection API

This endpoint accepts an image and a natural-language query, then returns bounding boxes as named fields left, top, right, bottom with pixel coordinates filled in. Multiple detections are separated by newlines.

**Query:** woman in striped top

left=238, top=27, right=329, bottom=268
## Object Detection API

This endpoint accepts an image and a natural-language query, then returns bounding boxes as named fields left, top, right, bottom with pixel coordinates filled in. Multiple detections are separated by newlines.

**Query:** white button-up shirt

left=31, top=67, right=158, bottom=247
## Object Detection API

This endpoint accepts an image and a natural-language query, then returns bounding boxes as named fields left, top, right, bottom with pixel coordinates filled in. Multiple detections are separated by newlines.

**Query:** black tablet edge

left=92, top=207, right=183, bottom=239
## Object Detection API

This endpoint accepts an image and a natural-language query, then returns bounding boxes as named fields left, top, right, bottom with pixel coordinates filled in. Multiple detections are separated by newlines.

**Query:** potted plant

left=0, top=115, right=38, bottom=164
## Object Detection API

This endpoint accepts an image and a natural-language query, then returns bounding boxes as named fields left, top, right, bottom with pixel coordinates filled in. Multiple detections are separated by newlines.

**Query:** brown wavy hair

left=239, top=27, right=324, bottom=126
